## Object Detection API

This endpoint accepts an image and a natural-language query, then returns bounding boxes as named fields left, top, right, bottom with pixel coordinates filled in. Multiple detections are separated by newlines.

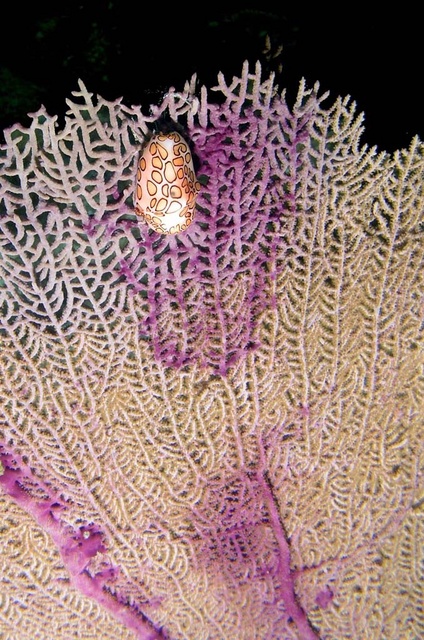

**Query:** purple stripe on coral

left=0, top=445, right=166, bottom=640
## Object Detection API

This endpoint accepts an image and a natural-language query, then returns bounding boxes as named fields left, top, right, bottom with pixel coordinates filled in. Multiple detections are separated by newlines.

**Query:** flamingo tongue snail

left=135, top=131, right=201, bottom=235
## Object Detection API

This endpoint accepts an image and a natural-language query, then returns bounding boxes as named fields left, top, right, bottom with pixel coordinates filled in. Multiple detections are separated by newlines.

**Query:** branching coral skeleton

left=0, top=61, right=423, bottom=640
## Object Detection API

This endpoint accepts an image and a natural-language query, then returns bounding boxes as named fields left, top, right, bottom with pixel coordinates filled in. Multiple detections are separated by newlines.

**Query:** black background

left=0, top=2, right=421, bottom=153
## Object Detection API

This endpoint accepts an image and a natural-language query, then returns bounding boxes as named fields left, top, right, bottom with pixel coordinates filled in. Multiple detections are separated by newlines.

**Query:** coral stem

left=259, top=472, right=320, bottom=640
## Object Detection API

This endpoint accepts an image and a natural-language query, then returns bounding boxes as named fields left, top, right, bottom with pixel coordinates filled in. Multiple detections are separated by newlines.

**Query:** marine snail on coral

left=135, top=131, right=200, bottom=235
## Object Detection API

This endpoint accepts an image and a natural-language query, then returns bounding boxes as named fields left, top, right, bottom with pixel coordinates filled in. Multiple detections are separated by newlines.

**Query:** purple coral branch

left=258, top=471, right=320, bottom=640
left=0, top=445, right=167, bottom=640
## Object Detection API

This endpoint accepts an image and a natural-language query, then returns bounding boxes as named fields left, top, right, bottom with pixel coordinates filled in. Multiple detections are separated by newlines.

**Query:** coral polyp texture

left=0, top=62, right=423, bottom=640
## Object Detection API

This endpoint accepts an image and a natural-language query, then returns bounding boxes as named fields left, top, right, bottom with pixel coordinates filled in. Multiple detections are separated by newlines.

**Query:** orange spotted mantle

left=135, top=131, right=201, bottom=235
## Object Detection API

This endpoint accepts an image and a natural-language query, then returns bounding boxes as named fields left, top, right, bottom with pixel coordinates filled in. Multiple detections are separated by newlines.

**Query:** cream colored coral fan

left=0, top=62, right=423, bottom=640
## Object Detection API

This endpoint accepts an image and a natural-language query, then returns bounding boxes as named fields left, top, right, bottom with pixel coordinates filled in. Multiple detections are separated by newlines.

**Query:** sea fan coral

left=0, top=62, right=423, bottom=640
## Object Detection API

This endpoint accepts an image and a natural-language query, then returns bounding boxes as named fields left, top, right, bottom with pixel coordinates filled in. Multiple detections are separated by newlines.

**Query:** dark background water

left=0, top=2, right=421, bottom=153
